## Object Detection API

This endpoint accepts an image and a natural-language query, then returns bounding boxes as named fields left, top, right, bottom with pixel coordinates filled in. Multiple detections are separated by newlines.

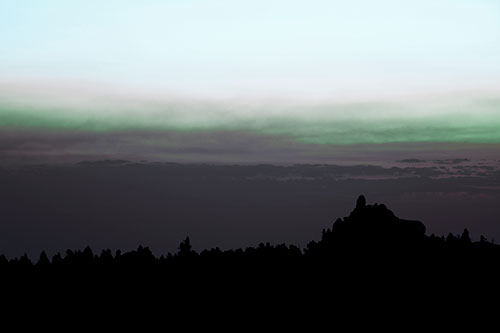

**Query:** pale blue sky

left=1, top=0, right=500, bottom=98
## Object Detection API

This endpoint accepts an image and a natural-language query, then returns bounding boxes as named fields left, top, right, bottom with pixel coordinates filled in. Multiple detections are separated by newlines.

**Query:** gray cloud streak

left=1, top=127, right=500, bottom=166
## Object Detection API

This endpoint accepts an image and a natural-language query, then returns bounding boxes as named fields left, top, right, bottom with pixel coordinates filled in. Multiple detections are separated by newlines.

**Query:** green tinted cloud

left=2, top=96, right=500, bottom=145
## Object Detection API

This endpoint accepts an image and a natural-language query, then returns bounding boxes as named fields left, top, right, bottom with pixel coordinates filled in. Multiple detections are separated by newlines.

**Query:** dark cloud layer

left=434, top=158, right=470, bottom=165
left=398, top=158, right=472, bottom=165
left=1, top=127, right=500, bottom=166
left=397, top=158, right=427, bottom=163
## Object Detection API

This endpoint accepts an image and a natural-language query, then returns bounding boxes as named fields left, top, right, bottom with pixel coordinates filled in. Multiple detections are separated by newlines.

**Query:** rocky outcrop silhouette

left=303, top=195, right=429, bottom=260
left=328, top=195, right=426, bottom=245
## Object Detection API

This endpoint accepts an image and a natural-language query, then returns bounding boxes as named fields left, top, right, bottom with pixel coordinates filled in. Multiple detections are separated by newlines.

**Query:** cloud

left=434, top=158, right=470, bottom=165
left=2, top=84, right=500, bottom=166
left=76, top=159, right=131, bottom=166
left=2, top=85, right=500, bottom=147
left=397, top=159, right=427, bottom=163
left=2, top=127, right=500, bottom=166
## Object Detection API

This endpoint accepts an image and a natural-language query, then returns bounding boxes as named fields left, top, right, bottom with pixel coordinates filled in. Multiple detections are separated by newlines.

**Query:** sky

left=1, top=1, right=500, bottom=256
left=2, top=161, right=500, bottom=258
left=1, top=0, right=499, bottom=95
left=1, top=0, right=500, bottom=161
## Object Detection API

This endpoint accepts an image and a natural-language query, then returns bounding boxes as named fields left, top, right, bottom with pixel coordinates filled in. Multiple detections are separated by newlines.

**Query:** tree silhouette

left=461, top=228, right=472, bottom=244
left=178, top=237, right=193, bottom=255
left=37, top=251, right=50, bottom=267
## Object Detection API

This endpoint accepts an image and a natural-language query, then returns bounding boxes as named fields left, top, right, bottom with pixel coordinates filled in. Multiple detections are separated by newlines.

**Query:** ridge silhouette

left=1, top=195, right=498, bottom=268
left=1, top=194, right=500, bottom=311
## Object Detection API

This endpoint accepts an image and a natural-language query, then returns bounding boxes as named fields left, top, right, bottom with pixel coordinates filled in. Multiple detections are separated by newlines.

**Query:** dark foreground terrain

left=2, top=195, right=500, bottom=319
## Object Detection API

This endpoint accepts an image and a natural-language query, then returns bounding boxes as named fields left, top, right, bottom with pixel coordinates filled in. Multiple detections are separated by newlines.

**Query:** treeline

left=2, top=196, right=500, bottom=287
left=2, top=229, right=499, bottom=273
